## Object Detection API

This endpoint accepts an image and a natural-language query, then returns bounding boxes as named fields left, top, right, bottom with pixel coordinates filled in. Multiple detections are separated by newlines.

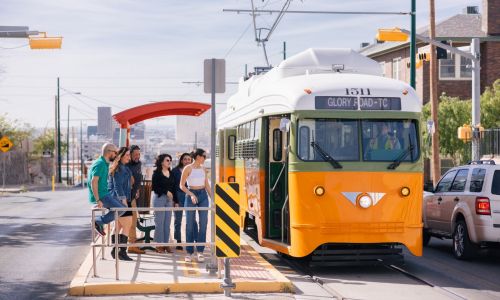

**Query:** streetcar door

left=216, top=130, right=224, bottom=183
left=266, top=116, right=289, bottom=240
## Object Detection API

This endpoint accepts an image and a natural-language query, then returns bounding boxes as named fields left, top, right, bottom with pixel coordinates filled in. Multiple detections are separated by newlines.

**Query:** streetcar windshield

left=298, top=119, right=359, bottom=161
left=361, top=120, right=419, bottom=162
left=297, top=119, right=419, bottom=162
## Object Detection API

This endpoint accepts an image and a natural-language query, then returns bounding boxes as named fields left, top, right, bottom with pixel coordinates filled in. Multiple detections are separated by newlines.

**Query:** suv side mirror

left=424, top=181, right=434, bottom=192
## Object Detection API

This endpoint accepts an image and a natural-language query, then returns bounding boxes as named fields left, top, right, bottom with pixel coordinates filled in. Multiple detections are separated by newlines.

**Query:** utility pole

left=72, top=126, right=75, bottom=185
left=54, top=95, right=58, bottom=185
left=410, top=0, right=416, bottom=88
left=471, top=38, right=481, bottom=161
left=429, top=0, right=441, bottom=185
left=66, top=105, right=70, bottom=185
left=80, top=121, right=84, bottom=187
left=57, top=77, right=62, bottom=183
left=283, top=41, right=287, bottom=60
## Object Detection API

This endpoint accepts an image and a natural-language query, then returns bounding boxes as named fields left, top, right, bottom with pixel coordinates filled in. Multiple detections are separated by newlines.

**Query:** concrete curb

left=68, top=242, right=293, bottom=296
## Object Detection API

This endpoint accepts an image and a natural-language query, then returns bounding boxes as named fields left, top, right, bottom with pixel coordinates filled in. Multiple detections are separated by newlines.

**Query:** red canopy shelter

left=112, top=101, right=211, bottom=146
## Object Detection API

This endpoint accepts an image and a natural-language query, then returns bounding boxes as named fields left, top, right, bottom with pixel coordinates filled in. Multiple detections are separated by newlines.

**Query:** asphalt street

left=0, top=189, right=91, bottom=300
left=1, top=189, right=500, bottom=300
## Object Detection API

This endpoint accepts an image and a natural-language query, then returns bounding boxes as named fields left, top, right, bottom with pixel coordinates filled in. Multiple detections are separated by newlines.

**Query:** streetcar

left=216, top=48, right=423, bottom=264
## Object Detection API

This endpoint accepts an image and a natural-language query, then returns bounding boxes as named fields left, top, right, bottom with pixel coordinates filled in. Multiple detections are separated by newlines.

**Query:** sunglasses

left=108, top=149, right=118, bottom=154
left=165, top=159, right=171, bottom=162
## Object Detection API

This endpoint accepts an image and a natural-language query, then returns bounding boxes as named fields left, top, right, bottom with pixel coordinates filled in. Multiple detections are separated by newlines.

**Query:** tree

left=0, top=114, right=33, bottom=149
left=32, top=129, right=67, bottom=157
left=422, top=79, right=500, bottom=165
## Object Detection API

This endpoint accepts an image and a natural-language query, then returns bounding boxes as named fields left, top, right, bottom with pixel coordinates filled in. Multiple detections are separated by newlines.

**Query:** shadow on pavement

left=0, top=279, right=68, bottom=300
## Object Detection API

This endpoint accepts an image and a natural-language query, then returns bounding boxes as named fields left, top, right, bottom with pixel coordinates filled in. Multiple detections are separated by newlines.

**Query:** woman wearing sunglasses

left=180, top=148, right=212, bottom=262
left=152, top=153, right=177, bottom=253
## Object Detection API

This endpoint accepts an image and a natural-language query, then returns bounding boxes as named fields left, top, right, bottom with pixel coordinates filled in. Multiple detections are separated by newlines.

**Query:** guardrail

left=91, top=206, right=216, bottom=280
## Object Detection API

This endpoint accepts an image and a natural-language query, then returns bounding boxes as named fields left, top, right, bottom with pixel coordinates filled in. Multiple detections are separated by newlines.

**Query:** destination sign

left=359, top=97, right=401, bottom=111
left=315, top=96, right=358, bottom=110
left=315, top=96, right=401, bottom=111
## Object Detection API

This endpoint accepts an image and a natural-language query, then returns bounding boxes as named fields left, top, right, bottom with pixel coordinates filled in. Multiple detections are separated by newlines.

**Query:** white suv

left=423, top=160, right=500, bottom=259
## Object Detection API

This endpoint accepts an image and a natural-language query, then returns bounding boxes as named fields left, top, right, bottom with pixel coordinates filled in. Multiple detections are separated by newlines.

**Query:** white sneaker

left=185, top=255, right=192, bottom=262
left=197, top=253, right=205, bottom=262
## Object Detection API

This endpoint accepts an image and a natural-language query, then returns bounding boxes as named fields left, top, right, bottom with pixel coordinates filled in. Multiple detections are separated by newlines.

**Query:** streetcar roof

left=219, top=48, right=421, bottom=128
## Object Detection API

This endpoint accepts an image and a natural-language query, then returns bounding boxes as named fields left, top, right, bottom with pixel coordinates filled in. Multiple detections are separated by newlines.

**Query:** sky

left=0, top=0, right=481, bottom=130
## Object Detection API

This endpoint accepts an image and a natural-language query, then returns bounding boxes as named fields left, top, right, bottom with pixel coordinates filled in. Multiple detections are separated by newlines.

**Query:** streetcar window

left=228, top=135, right=236, bottom=160
left=362, top=119, right=419, bottom=162
left=298, top=126, right=310, bottom=160
left=273, top=129, right=283, bottom=161
left=297, top=119, right=359, bottom=161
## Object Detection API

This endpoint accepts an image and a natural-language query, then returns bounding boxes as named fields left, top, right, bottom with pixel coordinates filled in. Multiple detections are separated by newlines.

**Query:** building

left=176, top=112, right=211, bottom=146
left=359, top=0, right=500, bottom=104
left=87, top=125, right=97, bottom=138
left=97, top=107, right=112, bottom=138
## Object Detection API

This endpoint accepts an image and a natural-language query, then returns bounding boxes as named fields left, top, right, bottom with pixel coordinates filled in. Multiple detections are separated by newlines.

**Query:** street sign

left=0, top=136, right=13, bottom=152
left=203, top=59, right=226, bottom=94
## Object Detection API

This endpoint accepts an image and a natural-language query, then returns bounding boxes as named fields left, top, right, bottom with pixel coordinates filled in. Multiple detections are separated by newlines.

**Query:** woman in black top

left=152, top=153, right=177, bottom=253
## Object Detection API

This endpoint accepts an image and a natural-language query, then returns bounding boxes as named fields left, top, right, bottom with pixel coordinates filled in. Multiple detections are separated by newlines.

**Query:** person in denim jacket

left=108, top=147, right=134, bottom=261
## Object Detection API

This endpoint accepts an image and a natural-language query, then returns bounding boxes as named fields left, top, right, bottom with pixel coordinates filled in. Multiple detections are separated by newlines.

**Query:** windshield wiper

left=387, top=145, right=414, bottom=170
left=310, top=141, right=342, bottom=169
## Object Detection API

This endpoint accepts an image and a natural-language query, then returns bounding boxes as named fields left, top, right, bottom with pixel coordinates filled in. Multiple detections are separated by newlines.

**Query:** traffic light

left=437, top=41, right=448, bottom=59
left=29, top=32, right=62, bottom=49
left=376, top=28, right=408, bottom=42
left=418, top=52, right=430, bottom=61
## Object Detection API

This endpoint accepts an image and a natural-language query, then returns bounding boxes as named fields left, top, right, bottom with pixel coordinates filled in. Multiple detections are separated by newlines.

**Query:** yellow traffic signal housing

left=406, top=58, right=423, bottom=69
left=29, top=32, right=62, bottom=49
left=418, top=52, right=430, bottom=61
left=376, top=28, right=408, bottom=42
left=458, top=124, right=472, bottom=142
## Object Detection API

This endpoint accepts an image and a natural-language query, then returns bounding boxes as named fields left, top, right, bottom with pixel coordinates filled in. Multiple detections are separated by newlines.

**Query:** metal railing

left=91, top=205, right=215, bottom=280
left=481, top=129, right=500, bottom=157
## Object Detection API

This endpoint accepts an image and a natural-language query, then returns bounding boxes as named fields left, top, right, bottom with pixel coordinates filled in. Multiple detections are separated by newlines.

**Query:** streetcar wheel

left=422, top=229, right=431, bottom=246
left=453, top=220, right=476, bottom=260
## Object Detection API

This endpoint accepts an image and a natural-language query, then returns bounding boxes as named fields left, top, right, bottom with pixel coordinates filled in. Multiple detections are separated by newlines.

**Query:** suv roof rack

left=468, top=160, right=496, bottom=165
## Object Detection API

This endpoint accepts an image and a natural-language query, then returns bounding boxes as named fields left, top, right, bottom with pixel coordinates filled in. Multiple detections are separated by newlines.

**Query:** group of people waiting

left=88, top=143, right=211, bottom=263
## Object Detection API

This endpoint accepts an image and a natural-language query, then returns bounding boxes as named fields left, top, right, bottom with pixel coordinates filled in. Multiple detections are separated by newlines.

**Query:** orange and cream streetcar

left=216, top=48, right=423, bottom=265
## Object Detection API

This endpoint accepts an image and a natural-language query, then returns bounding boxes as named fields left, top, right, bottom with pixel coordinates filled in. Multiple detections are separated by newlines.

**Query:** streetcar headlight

left=401, top=187, right=410, bottom=197
left=358, top=195, right=372, bottom=208
left=314, top=185, right=325, bottom=197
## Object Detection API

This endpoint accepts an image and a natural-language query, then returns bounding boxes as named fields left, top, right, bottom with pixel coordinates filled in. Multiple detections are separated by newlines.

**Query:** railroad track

left=277, top=254, right=346, bottom=299
left=278, top=253, right=471, bottom=300
left=386, top=264, right=468, bottom=300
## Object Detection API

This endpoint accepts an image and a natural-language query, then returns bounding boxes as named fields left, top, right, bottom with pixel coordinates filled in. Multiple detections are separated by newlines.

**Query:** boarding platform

left=69, top=238, right=292, bottom=296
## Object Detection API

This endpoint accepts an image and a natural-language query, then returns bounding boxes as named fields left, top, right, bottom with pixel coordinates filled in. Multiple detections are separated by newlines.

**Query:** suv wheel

left=423, top=229, right=431, bottom=246
left=453, top=220, right=476, bottom=259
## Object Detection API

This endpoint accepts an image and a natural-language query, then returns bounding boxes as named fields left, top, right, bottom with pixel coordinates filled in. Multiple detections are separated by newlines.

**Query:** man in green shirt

left=88, top=143, right=126, bottom=236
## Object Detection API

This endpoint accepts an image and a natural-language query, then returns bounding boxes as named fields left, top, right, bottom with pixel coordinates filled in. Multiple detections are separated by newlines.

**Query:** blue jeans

left=185, top=189, right=208, bottom=255
left=95, top=193, right=126, bottom=226
left=174, top=191, right=190, bottom=242
left=153, top=193, right=173, bottom=244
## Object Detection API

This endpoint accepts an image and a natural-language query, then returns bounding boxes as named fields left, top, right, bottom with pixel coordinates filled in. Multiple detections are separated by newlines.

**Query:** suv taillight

left=476, top=197, right=491, bottom=215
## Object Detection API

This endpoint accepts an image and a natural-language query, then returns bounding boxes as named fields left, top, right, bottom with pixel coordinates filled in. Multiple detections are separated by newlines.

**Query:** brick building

left=359, top=0, right=500, bottom=104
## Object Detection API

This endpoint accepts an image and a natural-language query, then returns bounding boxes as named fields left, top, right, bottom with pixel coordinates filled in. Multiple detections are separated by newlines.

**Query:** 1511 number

left=345, top=88, right=371, bottom=96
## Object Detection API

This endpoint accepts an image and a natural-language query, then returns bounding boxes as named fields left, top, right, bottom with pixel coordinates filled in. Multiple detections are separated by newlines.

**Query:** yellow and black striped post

left=215, top=183, right=240, bottom=258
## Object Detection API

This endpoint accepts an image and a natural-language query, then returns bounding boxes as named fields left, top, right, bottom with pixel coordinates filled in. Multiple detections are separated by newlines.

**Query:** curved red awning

left=113, top=101, right=211, bottom=128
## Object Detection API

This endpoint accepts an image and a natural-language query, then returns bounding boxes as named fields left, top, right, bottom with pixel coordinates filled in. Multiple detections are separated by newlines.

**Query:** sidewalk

left=0, top=183, right=82, bottom=193
left=69, top=238, right=293, bottom=296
